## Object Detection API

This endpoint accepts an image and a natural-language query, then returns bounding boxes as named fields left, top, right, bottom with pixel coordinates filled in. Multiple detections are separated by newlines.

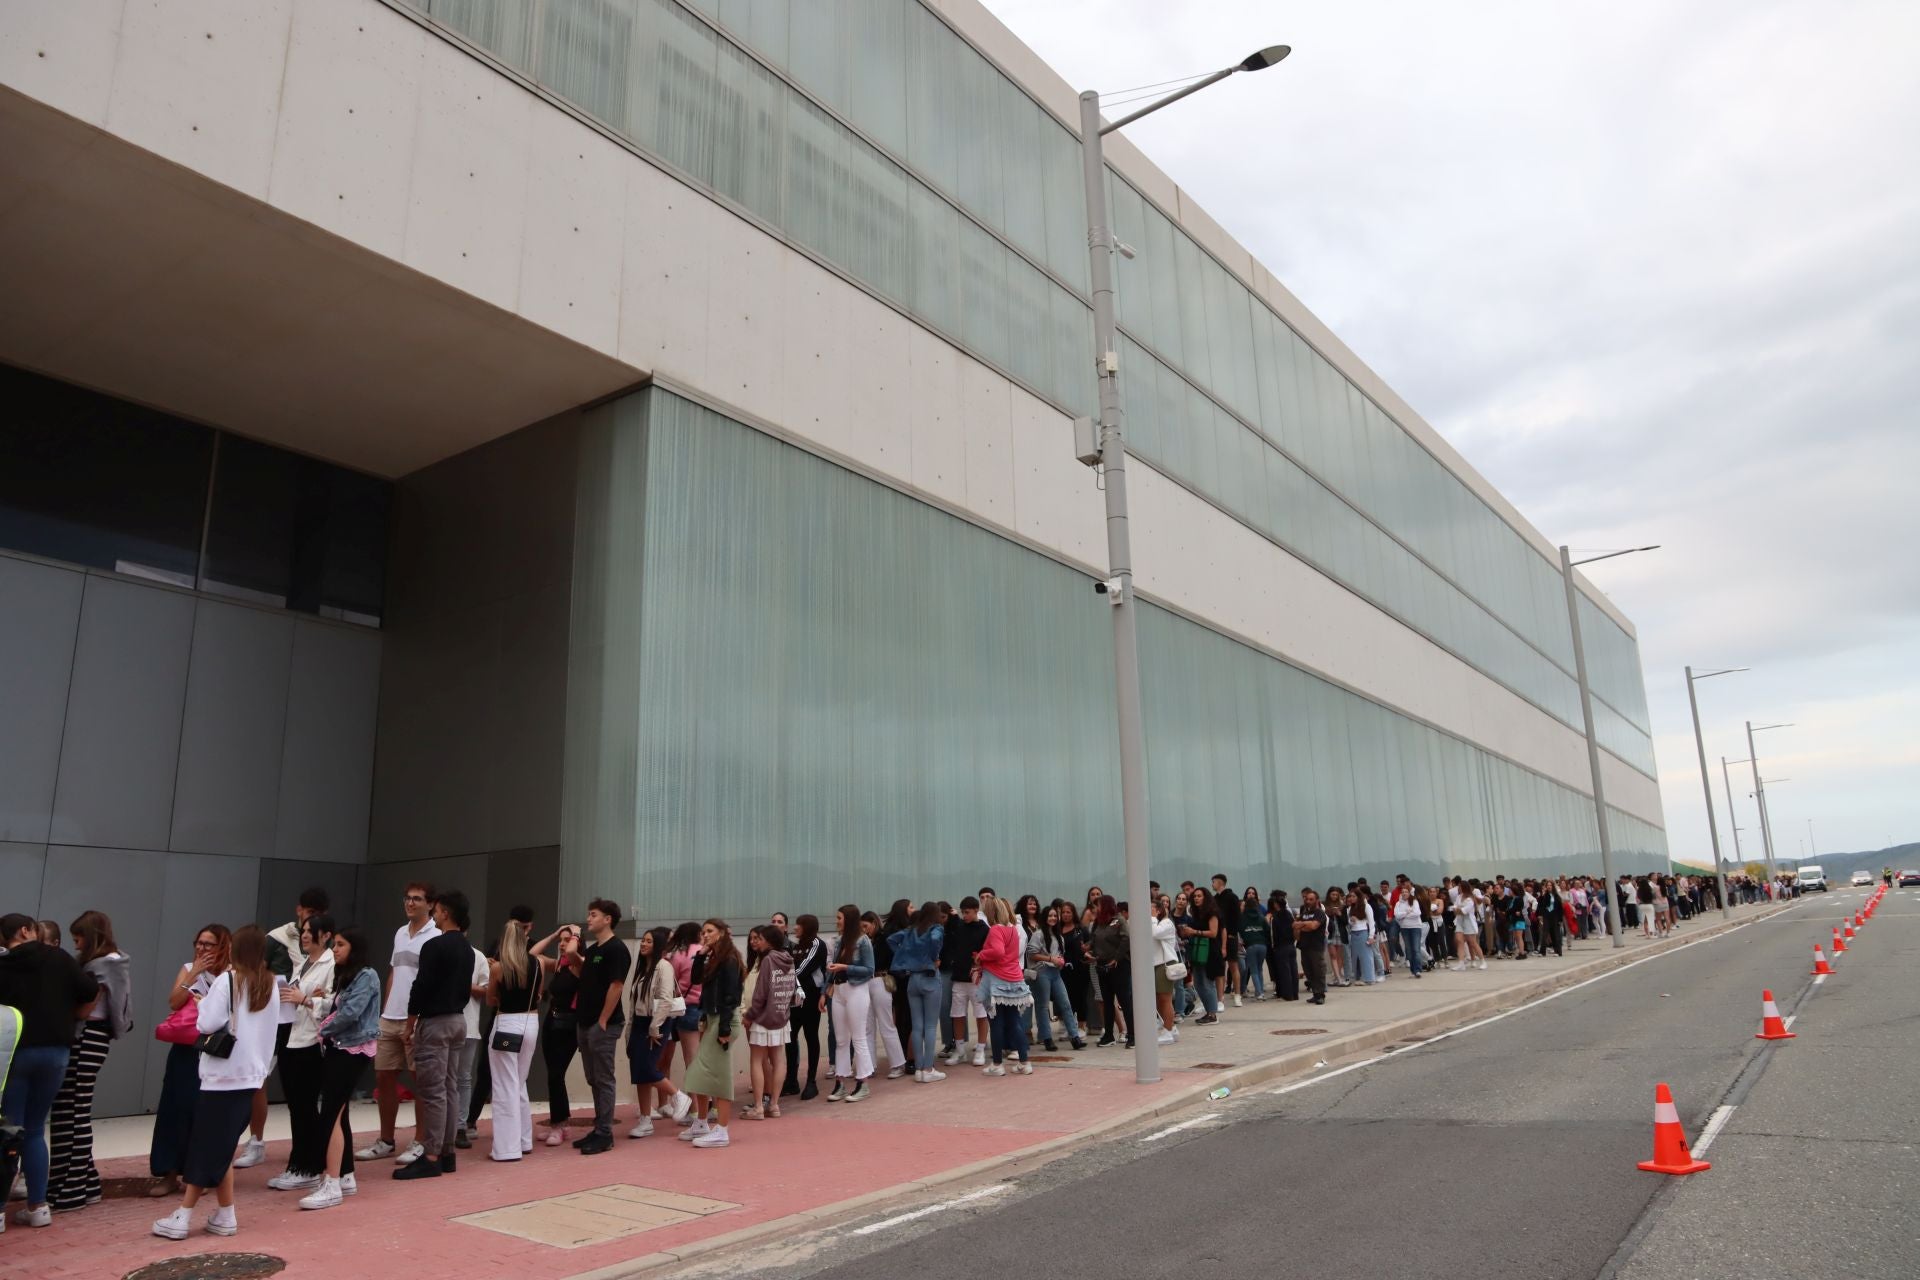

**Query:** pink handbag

left=154, top=1000, right=199, bottom=1046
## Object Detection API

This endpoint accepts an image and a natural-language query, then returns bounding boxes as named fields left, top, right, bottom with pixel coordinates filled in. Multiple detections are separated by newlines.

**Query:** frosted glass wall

left=396, top=0, right=1655, bottom=777
left=558, top=388, right=1666, bottom=918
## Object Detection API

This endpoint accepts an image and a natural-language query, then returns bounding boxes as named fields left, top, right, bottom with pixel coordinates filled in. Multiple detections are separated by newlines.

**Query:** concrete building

left=0, top=0, right=1665, bottom=1117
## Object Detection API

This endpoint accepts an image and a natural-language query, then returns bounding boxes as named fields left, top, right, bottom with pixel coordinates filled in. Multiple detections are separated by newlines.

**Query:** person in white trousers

left=483, top=913, right=553, bottom=1163
left=858, top=915, right=906, bottom=1080
left=825, top=906, right=876, bottom=1102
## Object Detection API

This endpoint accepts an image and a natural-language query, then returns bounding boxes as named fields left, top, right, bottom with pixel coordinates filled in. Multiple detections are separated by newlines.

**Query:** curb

left=568, top=902, right=1793, bottom=1279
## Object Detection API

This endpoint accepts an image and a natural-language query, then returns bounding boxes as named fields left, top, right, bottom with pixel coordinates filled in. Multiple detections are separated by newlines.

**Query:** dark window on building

left=201, top=438, right=391, bottom=625
left=0, top=363, right=214, bottom=586
left=0, top=361, right=389, bottom=626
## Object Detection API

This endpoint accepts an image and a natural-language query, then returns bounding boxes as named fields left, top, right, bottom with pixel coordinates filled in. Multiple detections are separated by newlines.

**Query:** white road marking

left=1692, top=1103, right=1737, bottom=1156
left=1813, top=974, right=1827, bottom=985
left=1782, top=1014, right=1797, bottom=1030
left=851, top=1184, right=1011, bottom=1235
left=1140, top=1112, right=1223, bottom=1142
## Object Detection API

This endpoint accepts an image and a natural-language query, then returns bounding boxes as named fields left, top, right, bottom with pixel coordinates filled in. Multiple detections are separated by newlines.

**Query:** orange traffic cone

left=1853, top=911, right=1863, bottom=927
left=1755, top=989, right=1795, bottom=1040
left=1637, top=1082, right=1712, bottom=1175
left=1832, top=926, right=1847, bottom=953
left=1843, top=921, right=1855, bottom=941
left=1811, top=944, right=1833, bottom=976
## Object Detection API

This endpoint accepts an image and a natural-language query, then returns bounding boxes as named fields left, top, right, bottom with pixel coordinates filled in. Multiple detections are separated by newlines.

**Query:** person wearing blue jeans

left=0, top=913, right=99, bottom=1226
left=1346, top=902, right=1379, bottom=985
left=886, top=907, right=948, bottom=1083
left=1393, top=890, right=1426, bottom=978
left=1022, top=908, right=1085, bottom=1051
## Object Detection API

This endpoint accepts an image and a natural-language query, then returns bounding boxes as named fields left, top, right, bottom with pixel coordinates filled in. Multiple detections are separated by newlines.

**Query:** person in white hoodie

left=1392, top=888, right=1426, bottom=978
left=152, top=925, right=283, bottom=1242
left=265, top=915, right=336, bottom=1194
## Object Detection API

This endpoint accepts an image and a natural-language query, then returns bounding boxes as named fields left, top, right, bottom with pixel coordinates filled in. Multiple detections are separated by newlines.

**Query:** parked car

left=1851, top=870, right=1874, bottom=887
left=1899, top=870, right=1920, bottom=887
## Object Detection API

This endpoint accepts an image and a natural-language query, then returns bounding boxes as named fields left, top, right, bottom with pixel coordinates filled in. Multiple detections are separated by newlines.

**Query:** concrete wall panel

left=702, top=213, right=788, bottom=426
left=0, top=843, right=48, bottom=917
left=275, top=621, right=382, bottom=863
left=906, top=326, right=964, bottom=505
left=0, top=0, right=124, bottom=127
left=520, top=113, right=627, bottom=351
left=170, top=601, right=295, bottom=858
left=959, top=360, right=1015, bottom=529
left=49, top=576, right=194, bottom=850
left=0, top=558, right=83, bottom=843
left=149, top=851, right=261, bottom=1108
left=776, top=251, right=853, bottom=458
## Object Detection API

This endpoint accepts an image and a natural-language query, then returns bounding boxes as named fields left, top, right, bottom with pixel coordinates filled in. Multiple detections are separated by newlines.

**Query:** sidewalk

left=9, top=908, right=1785, bottom=1280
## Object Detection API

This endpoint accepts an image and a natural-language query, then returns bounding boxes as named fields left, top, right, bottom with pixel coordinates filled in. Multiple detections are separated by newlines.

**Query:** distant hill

left=1781, top=841, right=1920, bottom=881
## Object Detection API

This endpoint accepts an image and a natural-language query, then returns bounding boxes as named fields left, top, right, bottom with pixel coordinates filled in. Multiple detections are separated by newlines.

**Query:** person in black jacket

left=783, top=915, right=828, bottom=1100
left=1266, top=891, right=1299, bottom=1001
left=1537, top=881, right=1565, bottom=957
left=0, top=913, right=100, bottom=1226
left=394, top=893, right=474, bottom=1181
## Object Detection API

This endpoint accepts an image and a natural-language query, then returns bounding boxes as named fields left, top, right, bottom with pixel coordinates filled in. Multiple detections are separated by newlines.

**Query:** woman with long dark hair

left=881, top=899, right=915, bottom=1075
left=47, top=910, right=132, bottom=1213
left=860, top=911, right=907, bottom=1079
left=296, top=927, right=381, bottom=1210
left=531, top=923, right=581, bottom=1146
left=825, top=904, right=875, bottom=1101
left=151, top=925, right=280, bottom=1240
left=146, top=923, right=230, bottom=1200
left=1057, top=900, right=1093, bottom=1033
left=783, top=914, right=827, bottom=1100
left=679, top=920, right=744, bottom=1147
left=1088, top=896, right=1134, bottom=1048
left=657, top=921, right=706, bottom=1086
left=739, top=926, right=794, bottom=1118
left=265, top=914, right=335, bottom=1194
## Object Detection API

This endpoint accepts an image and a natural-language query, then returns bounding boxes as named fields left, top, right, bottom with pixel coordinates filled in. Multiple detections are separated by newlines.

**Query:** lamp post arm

left=1100, top=67, right=1239, bottom=134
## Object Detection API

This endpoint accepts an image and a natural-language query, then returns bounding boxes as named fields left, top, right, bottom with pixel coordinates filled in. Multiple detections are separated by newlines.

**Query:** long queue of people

left=0, top=867, right=1741, bottom=1242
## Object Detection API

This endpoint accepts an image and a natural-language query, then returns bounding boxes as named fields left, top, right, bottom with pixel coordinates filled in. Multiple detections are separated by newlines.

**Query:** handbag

left=1191, top=937, right=1211, bottom=965
left=154, top=1000, right=200, bottom=1046
left=196, top=975, right=237, bottom=1058
left=490, top=1028, right=525, bottom=1053
left=1164, top=961, right=1188, bottom=982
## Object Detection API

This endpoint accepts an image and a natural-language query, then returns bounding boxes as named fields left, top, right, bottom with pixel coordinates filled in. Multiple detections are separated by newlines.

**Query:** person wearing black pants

left=783, top=918, right=828, bottom=1100
left=1295, top=890, right=1329, bottom=1005
left=1266, top=892, right=1299, bottom=1000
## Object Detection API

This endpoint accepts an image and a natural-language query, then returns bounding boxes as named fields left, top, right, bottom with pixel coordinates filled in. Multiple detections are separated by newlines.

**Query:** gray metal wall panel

left=254, top=858, right=364, bottom=939
left=170, top=601, right=294, bottom=857
left=0, top=842, right=48, bottom=913
left=40, top=845, right=169, bottom=1119
left=49, top=576, right=195, bottom=849
left=275, top=621, right=381, bottom=864
left=148, top=852, right=261, bottom=1109
left=0, top=558, right=83, bottom=843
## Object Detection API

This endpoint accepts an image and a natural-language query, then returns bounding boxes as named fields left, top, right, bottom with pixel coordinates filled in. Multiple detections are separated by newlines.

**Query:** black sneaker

left=571, top=1133, right=593, bottom=1149
left=1096, top=1033, right=1115, bottom=1047
left=1043, top=1040, right=1057, bottom=1052
left=800, top=1080, right=818, bottom=1101
left=781, top=1079, right=800, bottom=1097
left=393, top=1158, right=441, bottom=1181
left=578, top=1132, right=613, bottom=1156
left=1196, top=1014, right=1218, bottom=1025
left=1070, top=1038, right=1087, bottom=1050
left=453, top=1128, right=471, bottom=1150
left=439, top=1152, right=456, bottom=1173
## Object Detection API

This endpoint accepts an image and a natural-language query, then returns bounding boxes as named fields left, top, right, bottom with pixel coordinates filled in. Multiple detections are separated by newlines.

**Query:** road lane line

left=851, top=1184, right=1010, bottom=1235
left=1140, top=1112, right=1223, bottom=1142
left=1782, top=1014, right=1797, bottom=1030
left=1691, top=1103, right=1737, bottom=1156
left=1260, top=910, right=1785, bottom=1097
left=1813, top=974, right=1827, bottom=985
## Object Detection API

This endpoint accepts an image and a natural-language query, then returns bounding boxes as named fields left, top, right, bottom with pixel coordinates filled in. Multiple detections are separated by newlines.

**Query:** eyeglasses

left=404, top=894, right=427, bottom=903
left=194, top=940, right=217, bottom=950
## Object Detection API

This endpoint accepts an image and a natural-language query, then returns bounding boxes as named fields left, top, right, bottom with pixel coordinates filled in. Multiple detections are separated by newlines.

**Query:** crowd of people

left=0, top=867, right=1757, bottom=1241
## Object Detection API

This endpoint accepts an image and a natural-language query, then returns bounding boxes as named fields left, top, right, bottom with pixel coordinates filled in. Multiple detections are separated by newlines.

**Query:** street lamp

left=1076, top=42, right=1290, bottom=1085
left=1559, top=544, right=1658, bottom=948
left=1684, top=665, right=1747, bottom=919
left=1721, top=756, right=1746, bottom=875
left=1747, top=721, right=1793, bottom=885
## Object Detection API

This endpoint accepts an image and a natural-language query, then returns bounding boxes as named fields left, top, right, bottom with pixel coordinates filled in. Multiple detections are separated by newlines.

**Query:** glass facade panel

left=405, top=0, right=1656, bottom=777
left=562, top=388, right=1665, bottom=915
left=0, top=362, right=389, bottom=624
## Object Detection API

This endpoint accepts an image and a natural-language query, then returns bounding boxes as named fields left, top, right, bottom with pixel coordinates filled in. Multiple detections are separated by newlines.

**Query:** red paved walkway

left=6, top=1063, right=1197, bottom=1280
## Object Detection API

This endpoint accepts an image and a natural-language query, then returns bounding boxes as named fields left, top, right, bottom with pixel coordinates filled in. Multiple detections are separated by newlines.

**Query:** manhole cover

left=1193, top=1061, right=1236, bottom=1069
left=125, top=1254, right=286, bottom=1280
left=1271, top=1028, right=1328, bottom=1036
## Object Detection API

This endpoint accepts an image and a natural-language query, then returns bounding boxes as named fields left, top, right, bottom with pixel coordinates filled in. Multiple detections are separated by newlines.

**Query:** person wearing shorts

left=941, top=898, right=989, bottom=1067
left=357, top=884, right=439, bottom=1163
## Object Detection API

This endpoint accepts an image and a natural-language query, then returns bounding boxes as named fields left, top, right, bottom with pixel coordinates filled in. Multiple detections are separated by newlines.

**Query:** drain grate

left=1192, top=1061, right=1236, bottom=1070
left=1271, top=1028, right=1329, bottom=1036
left=126, top=1254, right=286, bottom=1280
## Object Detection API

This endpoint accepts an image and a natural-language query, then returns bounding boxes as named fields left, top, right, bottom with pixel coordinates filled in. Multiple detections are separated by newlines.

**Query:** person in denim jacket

left=292, top=929, right=380, bottom=1211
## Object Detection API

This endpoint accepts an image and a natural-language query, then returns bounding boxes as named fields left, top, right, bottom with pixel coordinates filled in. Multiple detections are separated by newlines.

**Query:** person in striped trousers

left=48, top=912, right=133, bottom=1214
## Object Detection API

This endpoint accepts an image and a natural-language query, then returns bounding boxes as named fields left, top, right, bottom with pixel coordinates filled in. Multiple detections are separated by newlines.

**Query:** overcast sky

left=990, top=0, right=1920, bottom=865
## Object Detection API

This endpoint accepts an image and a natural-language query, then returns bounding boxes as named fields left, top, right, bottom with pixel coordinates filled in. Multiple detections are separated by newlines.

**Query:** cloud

left=990, top=0, right=1920, bottom=858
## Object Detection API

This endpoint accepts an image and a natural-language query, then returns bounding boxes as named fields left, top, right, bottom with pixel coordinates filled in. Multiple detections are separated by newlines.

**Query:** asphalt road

left=695, top=892, right=1917, bottom=1280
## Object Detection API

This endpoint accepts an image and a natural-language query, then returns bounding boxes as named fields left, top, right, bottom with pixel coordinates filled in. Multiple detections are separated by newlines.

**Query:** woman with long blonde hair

left=484, top=914, right=551, bottom=1163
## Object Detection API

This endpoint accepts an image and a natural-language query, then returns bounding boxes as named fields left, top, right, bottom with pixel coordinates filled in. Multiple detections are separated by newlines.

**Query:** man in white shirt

left=356, top=883, right=440, bottom=1163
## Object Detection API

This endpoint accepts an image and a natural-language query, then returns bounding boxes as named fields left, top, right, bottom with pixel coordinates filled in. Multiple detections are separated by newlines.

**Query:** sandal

left=766, top=1105, right=781, bottom=1118
left=738, top=1105, right=765, bottom=1121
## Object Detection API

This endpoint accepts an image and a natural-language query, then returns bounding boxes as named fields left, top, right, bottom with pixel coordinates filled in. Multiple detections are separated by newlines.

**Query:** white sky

left=987, top=0, right=1920, bottom=864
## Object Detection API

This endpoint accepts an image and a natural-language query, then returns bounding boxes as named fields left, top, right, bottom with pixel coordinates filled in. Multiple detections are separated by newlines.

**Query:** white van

left=1797, top=865, right=1828, bottom=892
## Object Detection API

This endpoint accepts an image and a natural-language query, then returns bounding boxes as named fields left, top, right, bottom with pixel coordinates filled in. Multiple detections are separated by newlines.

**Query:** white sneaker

left=206, top=1205, right=237, bottom=1236
left=1449, top=963, right=1465, bottom=972
left=232, top=1138, right=267, bottom=1169
left=982, top=1064, right=1007, bottom=1076
left=1232, top=993, right=1243, bottom=1008
left=354, top=1138, right=395, bottom=1161
left=678, top=1120, right=710, bottom=1142
left=943, top=1046, right=964, bottom=1065
left=267, top=1170, right=320, bottom=1191
left=1477, top=960, right=1488, bottom=971
left=691, top=1125, right=730, bottom=1148
left=922, top=1068, right=946, bottom=1082
left=1012, top=1061, right=1034, bottom=1075
left=1156, top=1030, right=1176, bottom=1045
left=667, top=1091, right=693, bottom=1122
left=972, top=1045, right=987, bottom=1067
left=338, top=1173, right=357, bottom=1197
left=152, top=1207, right=191, bottom=1239
left=393, top=1142, right=426, bottom=1166
left=628, top=1119, right=654, bottom=1139
left=299, top=1179, right=342, bottom=1211
left=12, top=1205, right=51, bottom=1228
left=886, top=1065, right=906, bottom=1079
left=648, top=1105, right=670, bottom=1119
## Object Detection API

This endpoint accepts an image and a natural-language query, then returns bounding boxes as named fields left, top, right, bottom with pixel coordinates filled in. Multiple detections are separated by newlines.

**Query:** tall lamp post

left=1747, top=721, right=1793, bottom=886
left=1721, top=756, right=1745, bottom=878
left=1076, top=44, right=1291, bottom=1084
left=1684, top=666, right=1747, bottom=919
left=1559, top=544, right=1657, bottom=948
